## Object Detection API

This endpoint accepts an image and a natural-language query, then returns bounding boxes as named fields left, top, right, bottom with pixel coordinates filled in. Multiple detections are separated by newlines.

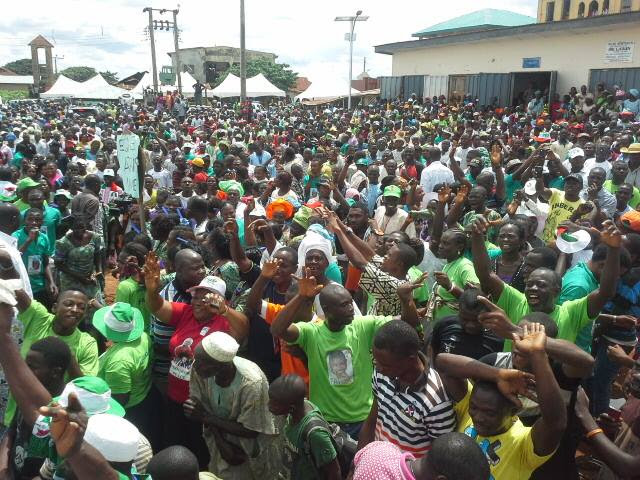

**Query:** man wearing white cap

left=184, top=331, right=280, bottom=479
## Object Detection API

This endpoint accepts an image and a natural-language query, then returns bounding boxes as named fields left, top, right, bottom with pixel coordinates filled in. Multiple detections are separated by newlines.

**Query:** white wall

left=390, top=23, right=640, bottom=94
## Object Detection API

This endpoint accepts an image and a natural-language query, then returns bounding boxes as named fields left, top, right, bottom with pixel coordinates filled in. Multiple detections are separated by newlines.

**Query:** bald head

left=269, top=374, right=307, bottom=405
left=0, top=204, right=20, bottom=235
left=174, top=248, right=202, bottom=268
left=146, top=446, right=199, bottom=480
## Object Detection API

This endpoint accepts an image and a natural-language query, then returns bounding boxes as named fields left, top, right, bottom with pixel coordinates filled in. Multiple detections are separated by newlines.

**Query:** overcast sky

left=3, top=0, right=537, bottom=90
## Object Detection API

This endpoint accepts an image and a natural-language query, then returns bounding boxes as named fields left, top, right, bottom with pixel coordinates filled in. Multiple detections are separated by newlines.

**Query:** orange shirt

left=261, top=301, right=310, bottom=386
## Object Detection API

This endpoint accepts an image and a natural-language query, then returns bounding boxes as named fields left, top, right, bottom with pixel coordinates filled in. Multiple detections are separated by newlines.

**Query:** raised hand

left=397, top=272, right=428, bottom=301
left=39, top=393, right=89, bottom=458
left=491, top=144, right=502, bottom=168
left=600, top=220, right=622, bottom=248
left=454, top=184, right=469, bottom=204
left=143, top=251, right=161, bottom=293
left=433, top=271, right=452, bottom=291
left=512, top=322, right=547, bottom=356
left=471, top=215, right=489, bottom=236
left=496, top=369, right=536, bottom=408
left=261, top=259, right=280, bottom=279
left=607, top=344, right=631, bottom=365
left=324, top=211, right=341, bottom=233
left=477, top=296, right=517, bottom=339
left=292, top=267, right=324, bottom=299
left=224, top=220, right=238, bottom=236
left=437, top=185, right=452, bottom=205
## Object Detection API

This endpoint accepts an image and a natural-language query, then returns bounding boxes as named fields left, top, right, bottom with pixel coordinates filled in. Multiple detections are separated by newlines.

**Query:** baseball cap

left=16, top=177, right=40, bottom=193
left=187, top=276, right=226, bottom=297
left=556, top=229, right=591, bottom=254
left=53, top=189, right=73, bottom=201
left=621, top=210, right=640, bottom=233
left=567, top=147, right=585, bottom=159
left=191, top=157, right=205, bottom=167
left=56, top=377, right=125, bottom=417
left=383, top=185, right=402, bottom=198
left=103, top=168, right=115, bottom=177
left=565, top=173, right=584, bottom=186
left=92, top=302, right=144, bottom=343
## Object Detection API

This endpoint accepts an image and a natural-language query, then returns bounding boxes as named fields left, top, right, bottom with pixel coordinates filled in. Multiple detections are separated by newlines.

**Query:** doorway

left=510, top=71, right=555, bottom=107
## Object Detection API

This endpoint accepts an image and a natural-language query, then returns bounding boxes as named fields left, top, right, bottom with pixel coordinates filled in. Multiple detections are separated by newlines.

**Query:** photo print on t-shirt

left=327, top=349, right=354, bottom=385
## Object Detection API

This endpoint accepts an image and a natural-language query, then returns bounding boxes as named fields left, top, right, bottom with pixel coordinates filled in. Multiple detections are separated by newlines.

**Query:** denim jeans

left=336, top=421, right=363, bottom=441
left=585, top=338, right=630, bottom=416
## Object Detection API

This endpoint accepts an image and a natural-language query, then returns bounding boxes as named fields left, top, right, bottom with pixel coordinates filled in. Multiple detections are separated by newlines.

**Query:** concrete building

left=167, top=46, right=276, bottom=84
left=538, top=0, right=640, bottom=22
left=29, top=35, right=54, bottom=92
left=375, top=7, right=640, bottom=105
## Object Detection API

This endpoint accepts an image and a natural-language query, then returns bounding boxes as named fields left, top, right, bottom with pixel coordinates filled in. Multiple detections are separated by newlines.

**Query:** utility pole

left=335, top=11, right=369, bottom=110
left=240, top=0, right=247, bottom=102
left=172, top=9, right=182, bottom=94
left=53, top=55, right=64, bottom=75
left=143, top=7, right=159, bottom=93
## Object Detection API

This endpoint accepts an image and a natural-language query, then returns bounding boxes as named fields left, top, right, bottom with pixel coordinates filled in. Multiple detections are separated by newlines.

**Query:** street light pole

left=335, top=10, right=368, bottom=110
left=172, top=9, right=182, bottom=94
left=240, top=0, right=247, bottom=103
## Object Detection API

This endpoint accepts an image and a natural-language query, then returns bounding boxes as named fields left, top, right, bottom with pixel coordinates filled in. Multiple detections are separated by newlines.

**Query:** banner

left=116, top=134, right=141, bottom=197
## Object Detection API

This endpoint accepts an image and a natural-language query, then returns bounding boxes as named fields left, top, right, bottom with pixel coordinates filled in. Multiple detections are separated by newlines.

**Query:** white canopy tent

left=209, top=73, right=241, bottom=98
left=40, top=75, right=83, bottom=99
left=77, top=74, right=129, bottom=100
left=295, top=81, right=360, bottom=102
left=246, top=73, right=285, bottom=97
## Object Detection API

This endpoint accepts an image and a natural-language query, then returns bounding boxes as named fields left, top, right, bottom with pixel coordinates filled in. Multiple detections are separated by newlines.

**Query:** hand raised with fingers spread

left=293, top=268, right=324, bottom=299
left=491, top=144, right=502, bottom=168
left=455, top=184, right=469, bottom=204
left=397, top=272, right=428, bottom=301
left=324, top=211, right=341, bottom=233
left=143, top=251, right=161, bottom=293
left=261, top=259, right=280, bottom=279
left=437, top=185, right=452, bottom=205
left=471, top=215, right=489, bottom=236
left=512, top=322, right=547, bottom=356
left=433, top=271, right=452, bottom=291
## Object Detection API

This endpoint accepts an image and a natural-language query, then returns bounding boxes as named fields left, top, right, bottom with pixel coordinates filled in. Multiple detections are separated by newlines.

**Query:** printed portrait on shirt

left=327, top=349, right=354, bottom=385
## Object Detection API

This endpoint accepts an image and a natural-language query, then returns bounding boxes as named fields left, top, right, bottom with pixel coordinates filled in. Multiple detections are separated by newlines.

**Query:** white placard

left=116, top=134, right=141, bottom=197
left=604, top=41, right=635, bottom=63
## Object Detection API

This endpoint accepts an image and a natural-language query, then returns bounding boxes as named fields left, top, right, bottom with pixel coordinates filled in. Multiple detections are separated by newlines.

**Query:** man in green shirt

left=604, top=160, right=640, bottom=208
left=470, top=216, right=621, bottom=350
left=12, top=177, right=41, bottom=213
left=92, top=302, right=158, bottom=450
left=270, top=273, right=420, bottom=439
left=24, top=188, right=61, bottom=256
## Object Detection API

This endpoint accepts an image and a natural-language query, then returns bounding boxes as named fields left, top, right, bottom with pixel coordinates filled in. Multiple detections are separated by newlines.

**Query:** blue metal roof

left=412, top=8, right=536, bottom=37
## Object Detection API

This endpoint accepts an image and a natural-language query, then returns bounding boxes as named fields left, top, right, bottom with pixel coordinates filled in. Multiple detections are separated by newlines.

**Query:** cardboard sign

left=116, top=134, right=141, bottom=197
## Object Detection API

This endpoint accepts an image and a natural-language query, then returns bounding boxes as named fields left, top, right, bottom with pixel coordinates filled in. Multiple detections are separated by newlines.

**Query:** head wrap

left=298, top=226, right=335, bottom=275
left=218, top=180, right=244, bottom=196
left=292, top=205, right=313, bottom=229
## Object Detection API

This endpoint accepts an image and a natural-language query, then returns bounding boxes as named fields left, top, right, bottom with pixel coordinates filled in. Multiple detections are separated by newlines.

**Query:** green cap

left=92, top=302, right=144, bottom=343
left=355, top=158, right=369, bottom=166
left=292, top=205, right=313, bottom=229
left=55, top=376, right=126, bottom=417
left=383, top=185, right=402, bottom=198
left=16, top=177, right=40, bottom=193
left=219, top=180, right=245, bottom=196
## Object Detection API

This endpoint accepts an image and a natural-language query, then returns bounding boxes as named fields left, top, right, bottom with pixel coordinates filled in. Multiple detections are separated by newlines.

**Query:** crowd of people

left=0, top=80, right=638, bottom=480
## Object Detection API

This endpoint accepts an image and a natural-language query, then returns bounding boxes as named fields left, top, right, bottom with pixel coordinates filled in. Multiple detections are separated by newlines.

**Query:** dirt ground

left=104, top=270, right=118, bottom=304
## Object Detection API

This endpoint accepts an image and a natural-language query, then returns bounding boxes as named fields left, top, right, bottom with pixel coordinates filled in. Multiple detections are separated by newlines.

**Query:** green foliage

left=60, top=66, right=97, bottom=82
left=0, top=89, right=29, bottom=101
left=3, top=59, right=32, bottom=75
left=226, top=58, right=298, bottom=91
left=100, top=71, right=119, bottom=85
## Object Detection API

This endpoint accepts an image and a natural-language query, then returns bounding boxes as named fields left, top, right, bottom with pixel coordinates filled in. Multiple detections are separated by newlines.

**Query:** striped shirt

left=151, top=276, right=193, bottom=377
left=372, top=356, right=456, bottom=458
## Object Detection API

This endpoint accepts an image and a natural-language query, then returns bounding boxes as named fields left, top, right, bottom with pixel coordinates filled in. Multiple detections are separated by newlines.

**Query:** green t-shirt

left=21, top=206, right=61, bottom=256
left=408, top=266, right=429, bottom=304
left=286, top=401, right=338, bottom=480
left=5, top=301, right=99, bottom=425
left=604, top=180, right=640, bottom=208
left=496, top=284, right=597, bottom=351
left=98, top=333, right=152, bottom=408
left=292, top=315, right=391, bottom=423
left=12, top=228, right=49, bottom=293
left=434, top=257, right=480, bottom=320
left=115, top=278, right=151, bottom=332
left=558, top=262, right=599, bottom=352
left=505, top=173, right=524, bottom=203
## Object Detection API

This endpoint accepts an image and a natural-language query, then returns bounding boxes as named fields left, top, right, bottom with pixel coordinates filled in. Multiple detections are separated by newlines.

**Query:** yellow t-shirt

left=541, top=188, right=583, bottom=244
left=454, top=382, right=554, bottom=480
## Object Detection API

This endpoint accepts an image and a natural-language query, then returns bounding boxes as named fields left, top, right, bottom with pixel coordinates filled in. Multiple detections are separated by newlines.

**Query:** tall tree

left=227, top=58, right=298, bottom=91
left=3, top=59, right=32, bottom=75
left=100, top=71, right=119, bottom=85
left=60, top=66, right=97, bottom=82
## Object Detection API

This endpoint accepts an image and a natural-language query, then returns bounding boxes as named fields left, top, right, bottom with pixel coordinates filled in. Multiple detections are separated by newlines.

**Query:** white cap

left=201, top=331, right=239, bottom=362
left=567, top=147, right=585, bottom=159
left=187, top=275, right=226, bottom=297
left=524, top=179, right=537, bottom=196
left=103, top=168, right=115, bottom=177
left=83, top=414, right=139, bottom=462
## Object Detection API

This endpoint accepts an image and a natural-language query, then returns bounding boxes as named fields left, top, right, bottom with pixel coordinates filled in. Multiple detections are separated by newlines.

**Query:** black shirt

left=431, top=316, right=504, bottom=360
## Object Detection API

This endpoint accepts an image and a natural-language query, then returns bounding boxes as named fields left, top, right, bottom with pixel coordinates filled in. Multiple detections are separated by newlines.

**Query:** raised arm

left=445, top=184, right=469, bottom=227
left=491, top=145, right=505, bottom=201
left=586, top=221, right=621, bottom=318
left=326, top=212, right=373, bottom=270
left=447, top=141, right=465, bottom=181
left=575, top=387, right=640, bottom=477
left=269, top=269, right=322, bottom=343
left=429, top=186, right=449, bottom=253
left=470, top=217, right=504, bottom=298
left=0, top=302, right=52, bottom=426
left=246, top=259, right=278, bottom=317
left=535, top=166, right=552, bottom=202
left=396, top=276, right=426, bottom=329
left=143, top=251, right=173, bottom=323
left=516, top=324, right=567, bottom=456
left=224, top=220, right=253, bottom=274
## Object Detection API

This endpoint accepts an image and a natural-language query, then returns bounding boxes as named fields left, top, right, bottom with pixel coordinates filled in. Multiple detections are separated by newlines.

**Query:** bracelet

left=447, top=283, right=456, bottom=293
left=586, top=428, right=603, bottom=439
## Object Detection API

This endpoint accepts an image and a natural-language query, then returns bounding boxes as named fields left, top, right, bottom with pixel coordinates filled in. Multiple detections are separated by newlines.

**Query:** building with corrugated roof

left=375, top=5, right=640, bottom=106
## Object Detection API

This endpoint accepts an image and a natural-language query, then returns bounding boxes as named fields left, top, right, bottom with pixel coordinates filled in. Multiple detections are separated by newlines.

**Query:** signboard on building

left=117, top=134, right=141, bottom=197
left=522, top=57, right=541, bottom=68
left=604, top=41, right=635, bottom=63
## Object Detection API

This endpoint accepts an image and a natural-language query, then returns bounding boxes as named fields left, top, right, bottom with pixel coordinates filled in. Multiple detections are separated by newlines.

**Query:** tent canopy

left=246, top=73, right=285, bottom=97
left=209, top=74, right=241, bottom=98
left=295, top=81, right=360, bottom=101
left=131, top=71, right=200, bottom=98
left=40, top=75, right=83, bottom=99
